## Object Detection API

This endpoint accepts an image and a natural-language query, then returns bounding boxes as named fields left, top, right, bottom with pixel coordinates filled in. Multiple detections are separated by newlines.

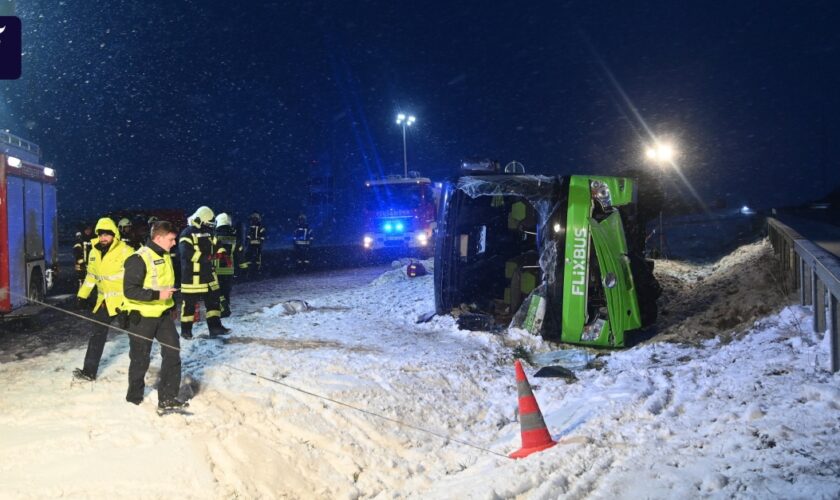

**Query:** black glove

left=117, top=310, right=130, bottom=329
left=76, top=297, right=88, bottom=311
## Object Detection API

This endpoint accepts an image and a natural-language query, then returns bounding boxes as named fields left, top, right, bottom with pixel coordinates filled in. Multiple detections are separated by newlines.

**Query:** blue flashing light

left=384, top=222, right=393, bottom=233
left=395, top=222, right=404, bottom=232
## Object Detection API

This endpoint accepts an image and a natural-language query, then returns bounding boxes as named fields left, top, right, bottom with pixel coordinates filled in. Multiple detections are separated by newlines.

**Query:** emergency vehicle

left=0, top=132, right=58, bottom=316
left=361, top=172, right=439, bottom=254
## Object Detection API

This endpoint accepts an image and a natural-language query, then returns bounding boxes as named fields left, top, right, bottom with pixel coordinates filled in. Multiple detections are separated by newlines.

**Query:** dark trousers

left=179, top=289, right=223, bottom=336
left=82, top=306, right=116, bottom=376
left=218, top=274, right=233, bottom=317
left=246, top=243, right=263, bottom=270
left=180, top=289, right=221, bottom=325
left=126, top=313, right=181, bottom=404
left=294, top=242, right=310, bottom=264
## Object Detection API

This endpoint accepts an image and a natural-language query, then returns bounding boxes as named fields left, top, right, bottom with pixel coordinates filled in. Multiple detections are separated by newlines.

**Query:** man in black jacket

left=122, top=220, right=186, bottom=410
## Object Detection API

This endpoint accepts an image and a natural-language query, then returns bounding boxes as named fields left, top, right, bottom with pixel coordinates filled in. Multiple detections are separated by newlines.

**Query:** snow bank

left=1, top=255, right=838, bottom=499
left=653, top=239, right=791, bottom=344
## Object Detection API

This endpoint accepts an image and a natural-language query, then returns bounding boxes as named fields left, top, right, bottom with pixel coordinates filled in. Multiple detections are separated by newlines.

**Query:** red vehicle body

left=361, top=174, right=439, bottom=253
left=0, top=132, right=58, bottom=316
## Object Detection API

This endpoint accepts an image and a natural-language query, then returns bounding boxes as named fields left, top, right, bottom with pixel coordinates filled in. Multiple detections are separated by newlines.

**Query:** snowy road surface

left=1, top=249, right=839, bottom=499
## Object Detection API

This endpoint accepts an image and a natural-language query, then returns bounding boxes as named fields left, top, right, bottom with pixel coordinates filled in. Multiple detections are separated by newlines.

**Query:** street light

left=396, top=113, right=416, bottom=177
left=644, top=141, right=678, bottom=259
left=645, top=142, right=675, bottom=163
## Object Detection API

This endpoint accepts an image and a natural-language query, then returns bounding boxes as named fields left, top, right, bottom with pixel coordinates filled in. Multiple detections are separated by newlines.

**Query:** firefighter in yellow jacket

left=178, top=206, right=230, bottom=339
left=73, top=217, right=135, bottom=381
left=212, top=212, right=245, bottom=318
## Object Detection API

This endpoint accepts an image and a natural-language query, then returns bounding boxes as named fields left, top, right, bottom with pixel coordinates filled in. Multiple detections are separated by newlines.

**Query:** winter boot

left=180, top=322, right=194, bottom=340
left=158, top=398, right=189, bottom=410
left=72, top=368, right=96, bottom=382
left=157, top=398, right=190, bottom=415
left=207, top=316, right=231, bottom=337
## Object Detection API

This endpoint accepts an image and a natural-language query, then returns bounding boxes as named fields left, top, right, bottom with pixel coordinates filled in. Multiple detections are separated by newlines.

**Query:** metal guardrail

left=768, top=217, right=840, bottom=372
left=0, top=131, right=41, bottom=156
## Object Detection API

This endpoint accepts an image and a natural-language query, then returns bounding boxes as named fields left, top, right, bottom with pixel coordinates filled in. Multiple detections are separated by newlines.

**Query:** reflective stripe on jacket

left=213, top=225, right=241, bottom=276
left=76, top=219, right=134, bottom=315
left=179, top=224, right=219, bottom=294
left=121, top=246, right=176, bottom=317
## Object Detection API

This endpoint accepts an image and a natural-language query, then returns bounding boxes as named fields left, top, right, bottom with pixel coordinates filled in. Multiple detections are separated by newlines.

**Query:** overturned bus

left=434, top=172, right=660, bottom=347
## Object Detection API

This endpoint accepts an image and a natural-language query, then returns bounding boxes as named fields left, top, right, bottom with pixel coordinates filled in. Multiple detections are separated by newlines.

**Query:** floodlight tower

left=396, top=113, right=416, bottom=177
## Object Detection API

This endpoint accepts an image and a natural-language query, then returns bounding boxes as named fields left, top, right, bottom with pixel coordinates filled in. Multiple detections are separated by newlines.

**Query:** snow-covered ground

left=1, top=243, right=839, bottom=499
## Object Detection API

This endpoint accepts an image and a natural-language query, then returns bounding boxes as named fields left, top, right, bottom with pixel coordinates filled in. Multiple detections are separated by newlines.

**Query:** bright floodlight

left=396, top=113, right=416, bottom=126
left=396, top=113, right=417, bottom=176
left=645, top=142, right=676, bottom=163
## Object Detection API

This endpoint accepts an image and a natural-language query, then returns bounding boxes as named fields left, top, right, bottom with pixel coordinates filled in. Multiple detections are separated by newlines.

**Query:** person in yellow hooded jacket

left=73, top=217, right=135, bottom=381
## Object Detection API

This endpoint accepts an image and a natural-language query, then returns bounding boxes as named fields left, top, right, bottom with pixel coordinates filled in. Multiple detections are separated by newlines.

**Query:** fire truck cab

left=362, top=172, right=438, bottom=254
left=0, top=132, right=58, bottom=316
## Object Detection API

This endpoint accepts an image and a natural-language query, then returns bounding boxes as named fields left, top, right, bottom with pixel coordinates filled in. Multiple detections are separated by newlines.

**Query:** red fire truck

left=361, top=173, right=439, bottom=254
left=0, top=132, right=58, bottom=316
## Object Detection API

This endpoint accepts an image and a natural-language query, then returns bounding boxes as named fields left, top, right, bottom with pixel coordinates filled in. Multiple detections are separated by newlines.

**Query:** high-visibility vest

left=76, top=239, right=134, bottom=316
left=213, top=231, right=239, bottom=276
left=122, top=246, right=176, bottom=318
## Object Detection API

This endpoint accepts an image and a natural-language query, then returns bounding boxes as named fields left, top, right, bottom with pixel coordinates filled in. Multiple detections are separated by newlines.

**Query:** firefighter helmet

left=250, top=211, right=261, bottom=222
left=190, top=206, right=215, bottom=226
left=118, top=218, right=131, bottom=229
left=215, top=212, right=232, bottom=227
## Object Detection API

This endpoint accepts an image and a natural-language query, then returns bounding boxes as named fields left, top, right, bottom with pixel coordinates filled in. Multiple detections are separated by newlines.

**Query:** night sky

left=2, top=1, right=838, bottom=230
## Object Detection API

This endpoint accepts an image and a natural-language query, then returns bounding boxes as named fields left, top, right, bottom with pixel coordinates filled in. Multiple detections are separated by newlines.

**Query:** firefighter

left=213, top=212, right=244, bottom=318
left=178, top=206, right=229, bottom=339
left=118, top=218, right=140, bottom=250
left=293, top=213, right=313, bottom=268
left=244, top=211, right=266, bottom=272
left=73, top=231, right=88, bottom=291
left=72, top=217, right=135, bottom=381
left=122, top=220, right=186, bottom=410
left=72, top=226, right=93, bottom=290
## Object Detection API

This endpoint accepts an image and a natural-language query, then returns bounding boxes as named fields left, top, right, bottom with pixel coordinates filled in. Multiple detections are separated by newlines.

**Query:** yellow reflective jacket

left=76, top=217, right=134, bottom=316
left=121, top=245, right=176, bottom=318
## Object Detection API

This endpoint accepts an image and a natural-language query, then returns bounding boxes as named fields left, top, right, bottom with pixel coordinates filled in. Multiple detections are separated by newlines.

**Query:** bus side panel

left=24, top=179, right=45, bottom=261
left=6, top=176, right=26, bottom=308
left=43, top=183, right=58, bottom=268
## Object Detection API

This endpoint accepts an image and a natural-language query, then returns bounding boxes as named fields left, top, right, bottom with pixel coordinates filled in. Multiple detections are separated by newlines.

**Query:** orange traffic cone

left=510, top=359, right=557, bottom=459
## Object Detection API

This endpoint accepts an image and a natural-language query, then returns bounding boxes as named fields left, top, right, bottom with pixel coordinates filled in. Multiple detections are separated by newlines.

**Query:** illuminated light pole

left=644, top=141, right=677, bottom=259
left=396, top=113, right=416, bottom=177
